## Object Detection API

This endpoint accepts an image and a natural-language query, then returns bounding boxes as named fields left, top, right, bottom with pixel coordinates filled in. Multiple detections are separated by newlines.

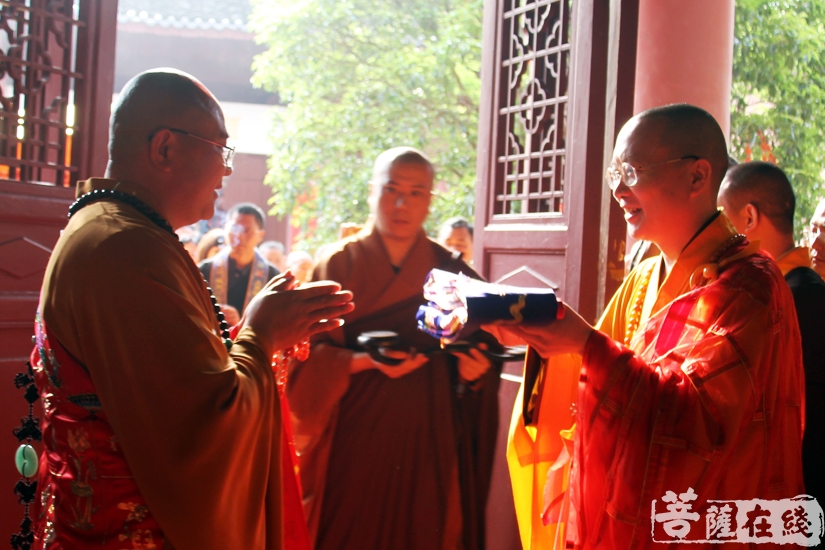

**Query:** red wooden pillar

left=633, top=0, right=735, bottom=137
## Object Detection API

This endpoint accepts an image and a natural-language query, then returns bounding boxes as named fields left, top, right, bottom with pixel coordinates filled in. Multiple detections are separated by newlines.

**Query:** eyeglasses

left=152, top=127, right=235, bottom=169
left=605, top=155, right=699, bottom=191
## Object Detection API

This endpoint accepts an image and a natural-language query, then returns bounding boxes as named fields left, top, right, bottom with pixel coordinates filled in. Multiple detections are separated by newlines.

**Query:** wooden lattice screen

left=494, top=0, right=570, bottom=218
left=0, top=0, right=114, bottom=187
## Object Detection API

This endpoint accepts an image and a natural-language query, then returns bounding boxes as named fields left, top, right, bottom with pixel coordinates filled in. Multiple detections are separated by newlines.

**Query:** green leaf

left=731, top=0, right=825, bottom=234
left=250, top=0, right=483, bottom=250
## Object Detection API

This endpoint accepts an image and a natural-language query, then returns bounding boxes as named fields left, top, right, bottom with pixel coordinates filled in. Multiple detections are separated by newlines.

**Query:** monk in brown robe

left=287, top=147, right=501, bottom=550
left=32, top=68, right=353, bottom=549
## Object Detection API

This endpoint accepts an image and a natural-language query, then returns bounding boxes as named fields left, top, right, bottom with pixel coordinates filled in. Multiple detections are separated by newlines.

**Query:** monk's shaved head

left=611, top=103, right=731, bottom=261
left=367, top=146, right=435, bottom=246
left=370, top=146, right=434, bottom=188
left=719, top=161, right=795, bottom=235
left=104, top=68, right=231, bottom=229
left=109, top=68, right=223, bottom=166
left=634, top=104, right=729, bottom=194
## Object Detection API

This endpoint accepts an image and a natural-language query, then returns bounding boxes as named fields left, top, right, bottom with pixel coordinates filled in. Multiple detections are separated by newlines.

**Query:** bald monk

left=718, top=161, right=825, bottom=499
left=287, top=147, right=501, bottom=550
left=31, top=68, right=353, bottom=549
left=503, top=104, right=804, bottom=549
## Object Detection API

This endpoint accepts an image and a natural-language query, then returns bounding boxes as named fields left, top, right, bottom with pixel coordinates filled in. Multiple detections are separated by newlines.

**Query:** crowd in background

left=175, top=208, right=476, bottom=281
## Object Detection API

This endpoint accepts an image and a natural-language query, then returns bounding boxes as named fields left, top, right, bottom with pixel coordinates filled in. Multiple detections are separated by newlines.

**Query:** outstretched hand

left=484, top=303, right=594, bottom=359
left=242, top=271, right=355, bottom=357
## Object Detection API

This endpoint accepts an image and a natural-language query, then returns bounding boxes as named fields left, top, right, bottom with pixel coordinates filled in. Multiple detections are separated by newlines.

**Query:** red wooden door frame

left=0, top=0, right=117, bottom=538
left=476, top=1, right=639, bottom=548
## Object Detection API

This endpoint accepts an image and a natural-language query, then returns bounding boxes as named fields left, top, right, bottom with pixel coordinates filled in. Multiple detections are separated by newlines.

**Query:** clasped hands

left=241, top=271, right=355, bottom=358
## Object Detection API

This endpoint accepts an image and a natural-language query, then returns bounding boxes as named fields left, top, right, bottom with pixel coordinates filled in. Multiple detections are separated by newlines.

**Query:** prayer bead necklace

left=689, top=234, right=748, bottom=288
left=68, top=189, right=233, bottom=350
left=624, top=261, right=655, bottom=346
left=273, top=342, right=310, bottom=390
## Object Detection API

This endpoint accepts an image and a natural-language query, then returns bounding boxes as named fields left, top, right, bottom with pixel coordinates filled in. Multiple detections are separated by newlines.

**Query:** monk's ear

left=687, top=158, right=713, bottom=197
left=147, top=129, right=175, bottom=172
left=744, top=203, right=760, bottom=231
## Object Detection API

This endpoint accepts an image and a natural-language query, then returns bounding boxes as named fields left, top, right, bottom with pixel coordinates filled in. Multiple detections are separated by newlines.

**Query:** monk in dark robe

left=718, top=161, right=825, bottom=499
left=287, top=147, right=501, bottom=550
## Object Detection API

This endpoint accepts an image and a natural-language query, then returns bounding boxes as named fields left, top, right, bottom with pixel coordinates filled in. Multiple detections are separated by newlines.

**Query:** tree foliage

left=731, top=0, right=825, bottom=233
left=250, top=0, right=483, bottom=250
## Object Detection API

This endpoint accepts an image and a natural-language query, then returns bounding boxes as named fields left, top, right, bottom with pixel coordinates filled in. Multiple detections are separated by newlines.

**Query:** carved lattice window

left=0, top=0, right=81, bottom=186
left=494, top=0, right=571, bottom=217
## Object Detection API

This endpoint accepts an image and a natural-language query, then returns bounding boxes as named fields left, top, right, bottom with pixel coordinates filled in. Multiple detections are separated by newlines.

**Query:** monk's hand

left=487, top=304, right=594, bottom=359
left=243, top=274, right=355, bottom=357
left=479, top=324, right=525, bottom=346
left=350, top=350, right=429, bottom=379
left=453, top=344, right=492, bottom=382
left=220, top=304, right=241, bottom=327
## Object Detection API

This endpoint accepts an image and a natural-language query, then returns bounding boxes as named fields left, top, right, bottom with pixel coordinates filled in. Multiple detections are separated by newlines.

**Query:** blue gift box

left=417, top=269, right=560, bottom=343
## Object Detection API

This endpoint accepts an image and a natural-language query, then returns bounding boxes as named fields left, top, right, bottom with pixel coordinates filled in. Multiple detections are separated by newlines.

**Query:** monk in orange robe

left=503, top=104, right=805, bottom=549
left=718, top=161, right=825, bottom=500
left=31, top=69, right=353, bottom=549
left=287, top=147, right=501, bottom=550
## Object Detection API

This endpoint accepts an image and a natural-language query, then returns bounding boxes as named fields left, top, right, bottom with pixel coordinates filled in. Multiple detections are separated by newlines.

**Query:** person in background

left=718, top=160, right=825, bottom=498
left=199, top=203, right=279, bottom=325
left=194, top=227, right=225, bottom=263
left=808, top=198, right=825, bottom=279
left=176, top=225, right=200, bottom=262
left=438, top=216, right=474, bottom=264
left=624, top=239, right=659, bottom=275
left=338, top=222, right=364, bottom=240
left=261, top=240, right=288, bottom=273
left=286, top=250, right=314, bottom=284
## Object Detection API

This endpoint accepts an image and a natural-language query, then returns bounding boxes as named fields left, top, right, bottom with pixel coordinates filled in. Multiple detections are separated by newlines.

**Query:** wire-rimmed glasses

left=605, top=155, right=700, bottom=191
